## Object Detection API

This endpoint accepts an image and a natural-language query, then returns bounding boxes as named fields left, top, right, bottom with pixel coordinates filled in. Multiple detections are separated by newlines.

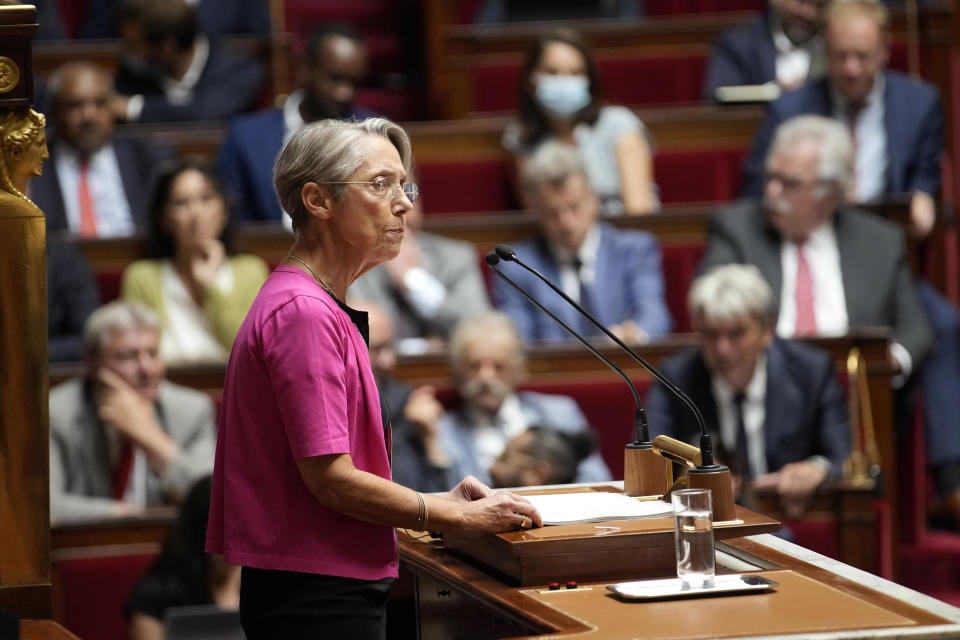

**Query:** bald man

left=32, top=61, right=173, bottom=237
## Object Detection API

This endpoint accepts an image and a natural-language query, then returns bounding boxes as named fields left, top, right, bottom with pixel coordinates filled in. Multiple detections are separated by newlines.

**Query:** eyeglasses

left=318, top=177, right=419, bottom=204
left=764, top=171, right=827, bottom=194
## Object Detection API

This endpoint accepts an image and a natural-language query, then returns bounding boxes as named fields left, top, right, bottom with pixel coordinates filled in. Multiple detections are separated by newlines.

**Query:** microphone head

left=484, top=251, right=500, bottom=266
left=495, top=244, right=518, bottom=262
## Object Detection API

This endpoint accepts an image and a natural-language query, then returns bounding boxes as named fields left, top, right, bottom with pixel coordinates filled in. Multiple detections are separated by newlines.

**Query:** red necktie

left=794, top=242, right=817, bottom=336
left=112, top=440, right=134, bottom=500
left=77, top=160, right=98, bottom=237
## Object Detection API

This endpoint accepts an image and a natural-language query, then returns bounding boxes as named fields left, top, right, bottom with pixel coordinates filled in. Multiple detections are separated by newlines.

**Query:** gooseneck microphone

left=491, top=244, right=736, bottom=516
left=485, top=250, right=648, bottom=440
left=493, top=244, right=718, bottom=468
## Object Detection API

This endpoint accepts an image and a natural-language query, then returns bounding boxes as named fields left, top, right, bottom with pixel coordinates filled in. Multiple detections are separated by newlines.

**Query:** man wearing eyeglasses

left=702, top=114, right=931, bottom=377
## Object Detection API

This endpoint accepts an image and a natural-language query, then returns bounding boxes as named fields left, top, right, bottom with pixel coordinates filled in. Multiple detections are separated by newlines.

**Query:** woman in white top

left=122, top=161, right=268, bottom=364
left=502, top=28, right=658, bottom=215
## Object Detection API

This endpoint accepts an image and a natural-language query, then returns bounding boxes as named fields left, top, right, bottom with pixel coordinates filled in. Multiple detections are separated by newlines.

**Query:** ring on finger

left=519, top=515, right=527, bottom=529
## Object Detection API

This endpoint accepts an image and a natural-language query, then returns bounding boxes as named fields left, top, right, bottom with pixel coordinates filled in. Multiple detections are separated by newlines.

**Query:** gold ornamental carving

left=0, top=56, right=20, bottom=93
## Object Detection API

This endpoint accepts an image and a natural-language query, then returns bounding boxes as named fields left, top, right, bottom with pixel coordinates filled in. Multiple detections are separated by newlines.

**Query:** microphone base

left=686, top=465, right=736, bottom=522
left=623, top=444, right=671, bottom=497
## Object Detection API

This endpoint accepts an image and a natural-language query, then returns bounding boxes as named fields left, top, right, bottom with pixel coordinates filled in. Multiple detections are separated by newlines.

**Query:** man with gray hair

left=646, top=264, right=850, bottom=516
left=438, top=311, right=611, bottom=487
left=49, top=300, right=216, bottom=521
left=700, top=114, right=932, bottom=376
left=493, top=140, right=671, bottom=344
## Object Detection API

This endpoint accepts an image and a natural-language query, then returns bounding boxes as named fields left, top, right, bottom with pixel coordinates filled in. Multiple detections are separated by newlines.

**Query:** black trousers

left=239, top=567, right=394, bottom=640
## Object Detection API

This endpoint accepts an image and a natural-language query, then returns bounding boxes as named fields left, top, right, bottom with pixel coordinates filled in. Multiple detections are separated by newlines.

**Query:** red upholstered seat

left=656, top=147, right=748, bottom=204
left=661, top=244, right=705, bottom=333
left=53, top=552, right=157, bottom=640
left=417, top=156, right=518, bottom=215
left=96, top=270, right=124, bottom=303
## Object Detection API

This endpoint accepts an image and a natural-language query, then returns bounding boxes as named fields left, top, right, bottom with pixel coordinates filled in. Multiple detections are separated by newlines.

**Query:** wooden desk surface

left=399, top=530, right=960, bottom=639
left=20, top=620, right=80, bottom=640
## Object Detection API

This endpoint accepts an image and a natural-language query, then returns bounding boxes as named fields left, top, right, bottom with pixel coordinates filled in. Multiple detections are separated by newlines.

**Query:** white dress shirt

left=547, top=223, right=602, bottom=304
left=832, top=73, right=887, bottom=202
left=770, top=22, right=819, bottom=88
left=54, top=143, right=136, bottom=237
left=159, top=260, right=232, bottom=363
left=466, top=394, right=530, bottom=472
left=712, top=354, right=768, bottom=477
left=776, top=223, right=849, bottom=338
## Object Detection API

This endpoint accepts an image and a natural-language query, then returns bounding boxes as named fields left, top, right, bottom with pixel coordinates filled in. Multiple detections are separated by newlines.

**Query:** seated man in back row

left=49, top=301, right=216, bottom=522
left=646, top=264, right=851, bottom=517
left=439, top=312, right=611, bottom=487
left=493, top=140, right=671, bottom=345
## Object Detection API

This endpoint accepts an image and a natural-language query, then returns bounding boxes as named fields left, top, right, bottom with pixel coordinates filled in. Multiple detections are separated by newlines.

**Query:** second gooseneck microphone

left=492, top=243, right=719, bottom=469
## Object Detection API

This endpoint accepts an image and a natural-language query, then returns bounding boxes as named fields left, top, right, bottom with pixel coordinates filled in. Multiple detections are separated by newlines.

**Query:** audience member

left=32, top=61, right=173, bottom=236
left=217, top=23, right=375, bottom=223
left=703, top=0, right=828, bottom=101
left=33, top=0, right=66, bottom=39
left=502, top=28, right=657, bottom=214
left=438, top=312, right=612, bottom=487
left=121, top=161, right=268, bottom=364
left=646, top=264, right=850, bottom=517
left=348, top=180, right=489, bottom=353
left=357, top=301, right=451, bottom=493
left=49, top=301, right=216, bottom=522
left=697, top=116, right=960, bottom=518
left=489, top=426, right=597, bottom=488
left=48, top=240, right=100, bottom=362
left=80, top=0, right=269, bottom=39
left=493, top=140, right=671, bottom=344
left=701, top=115, right=931, bottom=377
left=742, top=0, right=941, bottom=238
left=125, top=476, right=241, bottom=640
left=111, top=0, right=263, bottom=123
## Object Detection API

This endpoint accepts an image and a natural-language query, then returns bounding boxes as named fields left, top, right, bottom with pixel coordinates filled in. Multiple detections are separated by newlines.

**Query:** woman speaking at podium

left=206, top=118, right=541, bottom=639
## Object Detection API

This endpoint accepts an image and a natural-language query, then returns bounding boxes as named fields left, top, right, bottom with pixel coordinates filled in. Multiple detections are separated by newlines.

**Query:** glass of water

left=672, top=488, right=715, bottom=589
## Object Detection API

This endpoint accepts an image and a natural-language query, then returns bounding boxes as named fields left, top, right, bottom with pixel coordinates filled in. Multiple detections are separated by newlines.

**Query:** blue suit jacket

left=493, top=223, right=671, bottom=343
left=742, top=70, right=943, bottom=197
left=216, top=104, right=378, bottom=223
left=438, top=391, right=612, bottom=488
left=702, top=13, right=777, bottom=101
left=645, top=338, right=851, bottom=478
left=31, top=137, right=175, bottom=234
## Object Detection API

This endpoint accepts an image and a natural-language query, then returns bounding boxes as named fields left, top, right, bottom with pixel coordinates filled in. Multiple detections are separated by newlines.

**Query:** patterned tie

left=733, top=392, right=751, bottom=479
left=846, top=101, right=866, bottom=201
left=794, top=242, right=817, bottom=336
left=572, top=257, right=595, bottom=335
left=77, top=160, right=98, bottom=237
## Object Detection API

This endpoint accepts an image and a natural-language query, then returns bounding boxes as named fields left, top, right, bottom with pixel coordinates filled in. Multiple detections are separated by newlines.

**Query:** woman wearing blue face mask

left=503, top=29, right=658, bottom=215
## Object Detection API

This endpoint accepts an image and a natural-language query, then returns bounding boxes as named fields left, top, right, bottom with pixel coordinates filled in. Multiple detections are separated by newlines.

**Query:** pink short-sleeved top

left=206, top=266, right=397, bottom=580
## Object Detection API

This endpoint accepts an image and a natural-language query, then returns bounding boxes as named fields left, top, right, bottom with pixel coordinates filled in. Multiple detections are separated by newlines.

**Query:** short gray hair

left=47, top=61, right=113, bottom=113
left=521, top=140, right=587, bottom=193
left=83, top=301, right=160, bottom=356
left=688, top=264, right=775, bottom=326
left=767, top=115, right=854, bottom=194
left=273, top=117, right=413, bottom=233
left=448, top=311, right=525, bottom=370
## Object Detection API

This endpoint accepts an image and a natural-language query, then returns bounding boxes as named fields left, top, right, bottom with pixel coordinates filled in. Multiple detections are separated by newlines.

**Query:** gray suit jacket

left=438, top=391, right=612, bottom=488
left=49, top=377, right=216, bottom=521
left=348, top=231, right=489, bottom=339
left=698, top=200, right=933, bottom=366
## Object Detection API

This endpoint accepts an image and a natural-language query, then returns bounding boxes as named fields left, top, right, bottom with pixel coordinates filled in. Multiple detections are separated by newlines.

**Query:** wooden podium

left=397, top=485, right=960, bottom=640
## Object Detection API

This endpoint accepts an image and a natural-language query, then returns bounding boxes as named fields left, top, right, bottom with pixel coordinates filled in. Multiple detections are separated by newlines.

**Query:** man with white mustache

left=437, top=311, right=611, bottom=487
left=700, top=114, right=931, bottom=378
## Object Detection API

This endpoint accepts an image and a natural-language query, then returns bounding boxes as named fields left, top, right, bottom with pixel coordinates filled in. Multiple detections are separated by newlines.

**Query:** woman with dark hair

left=121, top=160, right=268, bottom=363
left=503, top=29, right=658, bottom=215
left=126, top=476, right=241, bottom=640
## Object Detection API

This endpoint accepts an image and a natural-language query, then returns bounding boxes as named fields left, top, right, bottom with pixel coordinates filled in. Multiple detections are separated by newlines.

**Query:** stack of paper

left=526, top=492, right=673, bottom=526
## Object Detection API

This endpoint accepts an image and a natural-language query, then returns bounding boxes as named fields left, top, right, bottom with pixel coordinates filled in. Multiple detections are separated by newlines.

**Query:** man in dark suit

left=31, top=61, right=173, bottom=236
left=493, top=140, right=671, bottom=344
left=703, top=0, right=827, bottom=101
left=216, top=24, right=376, bottom=223
left=110, top=0, right=263, bottom=123
left=78, top=0, right=269, bottom=39
left=703, top=114, right=932, bottom=377
left=741, top=0, right=941, bottom=238
left=647, top=264, right=850, bottom=517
